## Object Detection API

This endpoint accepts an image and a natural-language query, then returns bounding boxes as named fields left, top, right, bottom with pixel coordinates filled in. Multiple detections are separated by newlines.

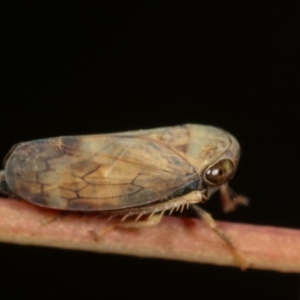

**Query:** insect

left=0, top=124, right=247, bottom=267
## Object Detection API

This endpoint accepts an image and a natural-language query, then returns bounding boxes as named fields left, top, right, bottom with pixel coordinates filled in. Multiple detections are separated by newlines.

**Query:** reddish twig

left=0, top=197, right=299, bottom=273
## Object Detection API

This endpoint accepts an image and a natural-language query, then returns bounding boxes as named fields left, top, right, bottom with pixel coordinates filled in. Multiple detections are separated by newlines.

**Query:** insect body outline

left=0, top=124, right=248, bottom=268
left=0, top=124, right=241, bottom=217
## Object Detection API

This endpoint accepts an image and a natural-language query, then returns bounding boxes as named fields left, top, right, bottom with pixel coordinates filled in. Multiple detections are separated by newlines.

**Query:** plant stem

left=0, top=197, right=299, bottom=273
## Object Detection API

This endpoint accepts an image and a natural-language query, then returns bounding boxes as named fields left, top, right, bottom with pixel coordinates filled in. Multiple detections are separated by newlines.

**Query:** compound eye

left=204, top=159, right=235, bottom=186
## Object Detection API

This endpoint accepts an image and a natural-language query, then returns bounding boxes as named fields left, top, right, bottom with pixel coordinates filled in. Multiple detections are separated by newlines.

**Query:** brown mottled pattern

left=2, top=124, right=240, bottom=211
left=3, top=134, right=195, bottom=210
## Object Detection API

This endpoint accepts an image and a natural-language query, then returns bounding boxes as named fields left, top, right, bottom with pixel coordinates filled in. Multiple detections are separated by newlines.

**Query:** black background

left=1, top=2, right=299, bottom=299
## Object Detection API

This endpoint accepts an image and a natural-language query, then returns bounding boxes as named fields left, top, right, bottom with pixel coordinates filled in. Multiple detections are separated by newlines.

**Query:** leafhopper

left=0, top=124, right=247, bottom=267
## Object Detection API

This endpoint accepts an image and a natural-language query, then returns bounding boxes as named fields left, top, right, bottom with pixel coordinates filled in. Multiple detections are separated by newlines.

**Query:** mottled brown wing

left=5, top=135, right=198, bottom=211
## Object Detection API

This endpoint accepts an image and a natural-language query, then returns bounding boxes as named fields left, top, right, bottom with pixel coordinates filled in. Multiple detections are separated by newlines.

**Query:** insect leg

left=91, top=212, right=165, bottom=240
left=118, top=213, right=163, bottom=228
left=91, top=190, right=205, bottom=239
left=219, top=184, right=249, bottom=213
left=89, top=224, right=117, bottom=242
left=190, top=204, right=248, bottom=270
left=40, top=211, right=70, bottom=226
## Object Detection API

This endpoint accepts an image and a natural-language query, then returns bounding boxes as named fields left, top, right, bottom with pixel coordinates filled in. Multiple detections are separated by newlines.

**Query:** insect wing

left=4, top=135, right=198, bottom=211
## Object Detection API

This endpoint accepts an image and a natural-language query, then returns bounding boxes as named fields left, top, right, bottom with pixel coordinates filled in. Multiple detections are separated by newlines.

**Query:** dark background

left=1, top=2, right=299, bottom=299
